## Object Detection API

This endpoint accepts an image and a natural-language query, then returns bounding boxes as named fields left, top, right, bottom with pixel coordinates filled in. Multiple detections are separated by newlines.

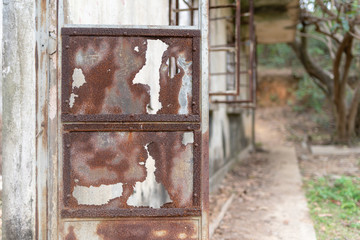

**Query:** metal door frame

left=39, top=1, right=210, bottom=239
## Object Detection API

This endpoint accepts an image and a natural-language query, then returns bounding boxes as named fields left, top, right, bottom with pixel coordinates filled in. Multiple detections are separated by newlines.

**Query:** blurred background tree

left=289, top=0, right=360, bottom=144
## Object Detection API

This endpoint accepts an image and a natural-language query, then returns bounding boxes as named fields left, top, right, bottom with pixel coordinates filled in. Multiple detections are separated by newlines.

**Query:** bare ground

left=210, top=107, right=317, bottom=240
left=210, top=106, right=360, bottom=239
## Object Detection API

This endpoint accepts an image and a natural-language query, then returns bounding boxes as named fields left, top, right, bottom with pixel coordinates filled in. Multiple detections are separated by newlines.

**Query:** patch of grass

left=304, top=176, right=360, bottom=240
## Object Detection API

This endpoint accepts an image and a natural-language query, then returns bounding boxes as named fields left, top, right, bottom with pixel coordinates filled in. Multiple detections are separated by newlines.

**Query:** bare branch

left=315, top=0, right=336, bottom=17
left=290, top=25, right=334, bottom=97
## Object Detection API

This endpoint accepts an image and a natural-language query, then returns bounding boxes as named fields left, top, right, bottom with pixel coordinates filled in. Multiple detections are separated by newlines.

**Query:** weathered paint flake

left=69, top=68, right=86, bottom=108
left=72, top=68, right=86, bottom=88
left=73, top=182, right=123, bottom=205
left=178, top=55, right=193, bottom=115
left=127, top=144, right=171, bottom=208
left=133, top=39, right=168, bottom=114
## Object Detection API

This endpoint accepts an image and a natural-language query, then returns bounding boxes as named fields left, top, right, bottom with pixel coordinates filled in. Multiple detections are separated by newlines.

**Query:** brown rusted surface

left=65, top=226, right=77, bottom=240
left=61, top=28, right=200, bottom=122
left=96, top=220, right=199, bottom=240
left=62, top=125, right=201, bottom=218
left=63, top=219, right=199, bottom=240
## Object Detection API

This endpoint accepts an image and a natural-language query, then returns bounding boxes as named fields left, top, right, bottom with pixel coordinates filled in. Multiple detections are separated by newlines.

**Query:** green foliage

left=294, top=75, right=326, bottom=113
left=305, top=176, right=360, bottom=239
left=257, top=43, right=300, bottom=68
left=307, top=176, right=360, bottom=214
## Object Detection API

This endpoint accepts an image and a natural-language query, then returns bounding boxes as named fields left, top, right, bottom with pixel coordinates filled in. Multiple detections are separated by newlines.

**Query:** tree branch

left=333, top=32, right=352, bottom=101
left=348, top=78, right=360, bottom=135
left=315, top=0, right=336, bottom=18
left=290, top=25, right=334, bottom=97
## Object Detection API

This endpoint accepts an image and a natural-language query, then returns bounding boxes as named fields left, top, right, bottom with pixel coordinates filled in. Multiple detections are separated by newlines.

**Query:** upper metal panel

left=61, top=28, right=201, bottom=122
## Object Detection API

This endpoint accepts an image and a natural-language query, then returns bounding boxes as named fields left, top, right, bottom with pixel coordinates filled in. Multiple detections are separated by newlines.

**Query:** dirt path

left=211, top=108, right=317, bottom=240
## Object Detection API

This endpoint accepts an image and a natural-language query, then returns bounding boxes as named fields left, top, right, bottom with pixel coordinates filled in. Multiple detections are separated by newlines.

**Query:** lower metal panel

left=63, top=218, right=200, bottom=240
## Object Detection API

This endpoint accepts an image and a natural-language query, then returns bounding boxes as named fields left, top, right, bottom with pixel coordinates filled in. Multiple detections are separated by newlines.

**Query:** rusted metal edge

left=63, top=123, right=201, bottom=132
left=61, top=208, right=202, bottom=218
left=61, top=114, right=201, bottom=123
left=61, top=27, right=201, bottom=37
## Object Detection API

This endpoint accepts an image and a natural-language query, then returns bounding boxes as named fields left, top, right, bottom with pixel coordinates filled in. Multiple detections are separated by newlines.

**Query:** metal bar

left=210, top=72, right=235, bottom=76
left=61, top=208, right=202, bottom=218
left=199, top=0, right=209, bottom=239
left=176, top=0, right=179, bottom=25
left=169, top=0, right=173, bottom=25
left=61, top=27, right=201, bottom=36
left=173, top=4, right=236, bottom=12
left=209, top=92, right=238, bottom=96
left=210, top=44, right=235, bottom=48
left=190, top=0, right=194, bottom=25
left=249, top=0, right=255, bottom=104
left=209, top=46, right=236, bottom=52
left=212, top=100, right=255, bottom=105
left=210, top=16, right=236, bottom=21
left=235, top=0, right=241, bottom=98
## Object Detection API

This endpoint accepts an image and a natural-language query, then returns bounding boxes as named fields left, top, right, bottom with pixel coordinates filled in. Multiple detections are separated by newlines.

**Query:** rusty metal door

left=59, top=26, right=208, bottom=239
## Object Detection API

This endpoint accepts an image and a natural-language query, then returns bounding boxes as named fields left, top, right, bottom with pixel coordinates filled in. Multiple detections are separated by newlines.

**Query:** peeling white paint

left=73, top=182, right=123, bottom=205
left=182, top=132, right=194, bottom=146
left=177, top=55, right=192, bottom=115
left=69, top=93, right=77, bottom=108
left=132, top=39, right=168, bottom=114
left=134, top=46, right=139, bottom=52
left=49, top=85, right=57, bottom=120
left=72, top=68, right=86, bottom=89
left=69, top=68, right=86, bottom=108
left=127, top=144, right=171, bottom=208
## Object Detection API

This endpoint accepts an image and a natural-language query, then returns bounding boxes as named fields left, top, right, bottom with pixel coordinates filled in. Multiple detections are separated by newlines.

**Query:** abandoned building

left=2, top=0, right=298, bottom=239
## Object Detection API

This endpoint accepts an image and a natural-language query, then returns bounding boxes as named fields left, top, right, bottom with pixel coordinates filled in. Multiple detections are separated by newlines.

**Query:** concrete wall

left=2, top=0, right=37, bottom=239
left=208, top=0, right=253, bottom=191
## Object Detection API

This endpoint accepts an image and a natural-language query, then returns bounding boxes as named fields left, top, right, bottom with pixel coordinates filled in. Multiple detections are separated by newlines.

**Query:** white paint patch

left=132, top=40, right=169, bottom=114
left=49, top=85, right=57, bottom=120
left=72, top=68, right=86, bottom=89
left=177, top=55, right=192, bottom=114
left=182, top=132, right=194, bottom=146
left=73, top=182, right=123, bottom=205
left=69, top=68, right=86, bottom=108
left=134, top=46, right=139, bottom=52
left=69, top=93, right=77, bottom=108
left=127, top=144, right=171, bottom=208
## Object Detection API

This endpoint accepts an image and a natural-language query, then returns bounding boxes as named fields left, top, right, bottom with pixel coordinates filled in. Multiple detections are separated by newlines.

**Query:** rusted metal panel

left=61, top=28, right=200, bottom=122
left=61, top=124, right=201, bottom=218
left=63, top=219, right=200, bottom=240
left=59, top=23, right=206, bottom=239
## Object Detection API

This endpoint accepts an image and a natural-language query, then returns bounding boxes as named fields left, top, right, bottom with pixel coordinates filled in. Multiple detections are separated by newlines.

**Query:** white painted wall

left=66, top=0, right=169, bottom=25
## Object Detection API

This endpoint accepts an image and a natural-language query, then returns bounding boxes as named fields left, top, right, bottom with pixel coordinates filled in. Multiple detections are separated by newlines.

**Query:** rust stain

left=59, top=28, right=205, bottom=225
left=41, top=0, right=47, bottom=26
left=96, top=220, right=199, bottom=240
left=65, top=226, right=77, bottom=240
left=63, top=129, right=199, bottom=215
left=61, top=28, right=200, bottom=122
